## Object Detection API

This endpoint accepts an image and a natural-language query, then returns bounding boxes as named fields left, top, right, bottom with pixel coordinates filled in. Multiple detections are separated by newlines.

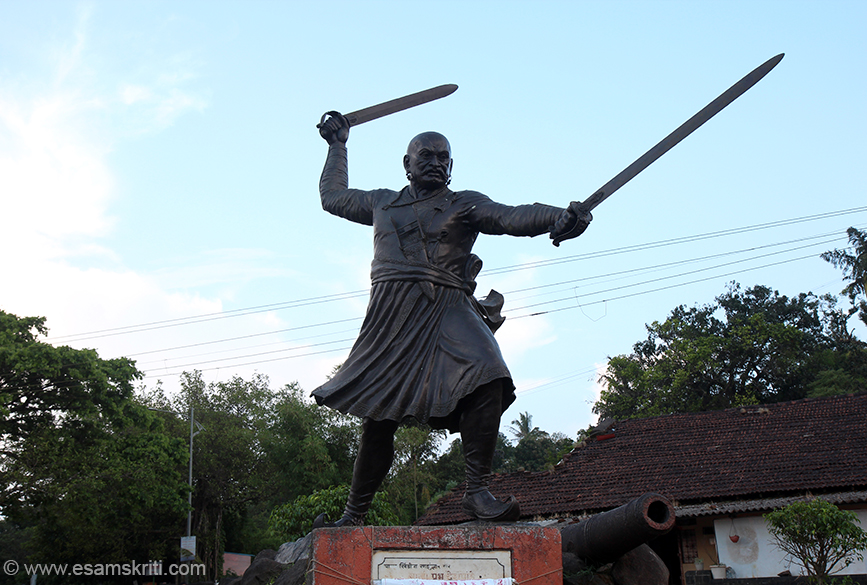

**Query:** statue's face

left=404, top=132, right=453, bottom=189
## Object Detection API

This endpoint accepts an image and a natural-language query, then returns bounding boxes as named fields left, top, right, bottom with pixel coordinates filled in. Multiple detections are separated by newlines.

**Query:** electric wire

left=137, top=245, right=835, bottom=378
left=20, top=213, right=863, bottom=387
left=499, top=230, right=845, bottom=303
left=45, top=206, right=867, bottom=344
left=485, top=206, right=867, bottom=275
left=503, top=237, right=841, bottom=314
left=130, top=319, right=362, bottom=358
left=135, top=327, right=362, bottom=366
left=47, top=290, right=369, bottom=343
left=135, top=230, right=848, bottom=369
left=31, top=227, right=852, bottom=383
left=507, top=252, right=820, bottom=320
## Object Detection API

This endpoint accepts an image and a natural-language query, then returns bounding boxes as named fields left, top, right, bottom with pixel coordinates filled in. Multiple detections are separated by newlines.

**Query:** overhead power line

left=47, top=207, right=867, bottom=344
left=138, top=240, right=841, bottom=378
left=132, top=229, right=851, bottom=366
left=508, top=252, right=822, bottom=320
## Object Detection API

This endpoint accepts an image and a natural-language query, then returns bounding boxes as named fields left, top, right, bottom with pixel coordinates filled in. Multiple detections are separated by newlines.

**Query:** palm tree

left=822, top=227, right=867, bottom=326
left=507, top=412, right=548, bottom=443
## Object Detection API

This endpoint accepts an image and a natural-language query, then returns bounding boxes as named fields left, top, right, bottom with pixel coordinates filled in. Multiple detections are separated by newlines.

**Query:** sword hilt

left=317, top=110, right=351, bottom=129
left=551, top=200, right=593, bottom=247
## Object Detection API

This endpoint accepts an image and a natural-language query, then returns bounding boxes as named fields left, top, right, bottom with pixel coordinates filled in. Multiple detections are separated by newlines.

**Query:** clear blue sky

left=2, top=0, right=865, bottom=439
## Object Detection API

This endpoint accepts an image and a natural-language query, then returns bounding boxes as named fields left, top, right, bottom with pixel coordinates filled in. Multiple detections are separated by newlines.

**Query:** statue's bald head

left=406, top=132, right=451, bottom=157
left=404, top=132, right=453, bottom=189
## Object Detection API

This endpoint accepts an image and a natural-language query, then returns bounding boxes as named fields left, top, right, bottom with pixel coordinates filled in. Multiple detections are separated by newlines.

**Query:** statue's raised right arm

left=318, top=112, right=378, bottom=226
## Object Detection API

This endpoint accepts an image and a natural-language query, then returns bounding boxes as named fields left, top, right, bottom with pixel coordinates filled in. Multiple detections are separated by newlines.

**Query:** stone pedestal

left=308, top=526, right=561, bottom=585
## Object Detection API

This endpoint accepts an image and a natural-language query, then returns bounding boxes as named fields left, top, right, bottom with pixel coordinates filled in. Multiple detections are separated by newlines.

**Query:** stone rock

left=611, top=544, right=669, bottom=585
left=275, top=532, right=314, bottom=564
left=252, top=549, right=277, bottom=563
left=237, top=549, right=287, bottom=585
left=273, top=558, right=310, bottom=585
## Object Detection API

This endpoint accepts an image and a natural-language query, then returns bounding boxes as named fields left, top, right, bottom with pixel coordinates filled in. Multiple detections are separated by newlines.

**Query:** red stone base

left=308, top=526, right=561, bottom=585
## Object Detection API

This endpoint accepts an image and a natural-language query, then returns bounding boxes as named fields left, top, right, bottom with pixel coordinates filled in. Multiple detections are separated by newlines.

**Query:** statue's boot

left=313, top=417, right=398, bottom=529
left=459, top=382, right=521, bottom=522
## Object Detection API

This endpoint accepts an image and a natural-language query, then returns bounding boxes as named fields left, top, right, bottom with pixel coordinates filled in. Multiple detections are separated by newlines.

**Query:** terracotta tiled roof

left=416, top=392, right=867, bottom=525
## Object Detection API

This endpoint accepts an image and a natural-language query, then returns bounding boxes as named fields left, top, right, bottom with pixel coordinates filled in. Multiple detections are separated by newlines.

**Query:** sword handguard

left=551, top=201, right=593, bottom=247
left=317, top=110, right=348, bottom=129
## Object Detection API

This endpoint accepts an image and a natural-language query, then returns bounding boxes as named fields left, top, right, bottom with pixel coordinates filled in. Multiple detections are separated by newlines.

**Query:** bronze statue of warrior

left=311, top=53, right=784, bottom=525
left=311, top=110, right=591, bottom=525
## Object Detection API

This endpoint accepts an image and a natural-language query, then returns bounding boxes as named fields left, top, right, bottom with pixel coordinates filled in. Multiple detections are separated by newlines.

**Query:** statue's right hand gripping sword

left=552, top=53, right=784, bottom=246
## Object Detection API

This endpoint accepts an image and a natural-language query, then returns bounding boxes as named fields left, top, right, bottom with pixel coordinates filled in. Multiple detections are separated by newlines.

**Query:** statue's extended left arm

left=469, top=196, right=592, bottom=244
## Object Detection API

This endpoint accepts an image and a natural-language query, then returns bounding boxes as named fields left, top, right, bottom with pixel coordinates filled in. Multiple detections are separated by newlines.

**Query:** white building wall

left=714, top=511, right=867, bottom=578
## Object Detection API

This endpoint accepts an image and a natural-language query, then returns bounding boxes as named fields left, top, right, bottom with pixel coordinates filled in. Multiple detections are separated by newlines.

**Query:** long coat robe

left=312, top=142, right=565, bottom=432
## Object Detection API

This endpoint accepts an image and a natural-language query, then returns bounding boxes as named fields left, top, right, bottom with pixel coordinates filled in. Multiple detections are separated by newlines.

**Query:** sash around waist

left=370, top=258, right=472, bottom=294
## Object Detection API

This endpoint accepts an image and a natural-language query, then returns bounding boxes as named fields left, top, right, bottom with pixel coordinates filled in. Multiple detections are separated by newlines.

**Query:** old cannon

left=560, top=492, right=675, bottom=565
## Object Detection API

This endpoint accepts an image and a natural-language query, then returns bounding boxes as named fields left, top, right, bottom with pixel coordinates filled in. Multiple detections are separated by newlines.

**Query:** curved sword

left=318, top=84, right=458, bottom=129
left=553, top=53, right=784, bottom=246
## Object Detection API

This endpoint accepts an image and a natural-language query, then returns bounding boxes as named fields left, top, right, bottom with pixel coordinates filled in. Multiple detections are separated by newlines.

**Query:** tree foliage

left=0, top=311, right=188, bottom=582
left=9, top=404, right=188, bottom=572
left=268, top=485, right=399, bottom=542
left=507, top=411, right=546, bottom=442
left=765, top=499, right=867, bottom=584
left=514, top=431, right=574, bottom=472
left=594, top=283, right=867, bottom=420
left=138, top=372, right=360, bottom=578
left=822, top=227, right=867, bottom=327
left=0, top=310, right=140, bottom=445
left=387, top=424, right=447, bottom=523
left=261, top=381, right=359, bottom=502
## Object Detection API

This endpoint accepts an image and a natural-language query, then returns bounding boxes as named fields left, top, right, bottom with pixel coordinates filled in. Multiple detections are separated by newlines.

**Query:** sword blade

left=344, top=84, right=459, bottom=127
left=552, top=53, right=783, bottom=246
left=583, top=53, right=784, bottom=212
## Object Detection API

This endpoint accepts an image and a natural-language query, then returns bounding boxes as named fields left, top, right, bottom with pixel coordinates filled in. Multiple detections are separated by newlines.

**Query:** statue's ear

left=403, top=154, right=411, bottom=172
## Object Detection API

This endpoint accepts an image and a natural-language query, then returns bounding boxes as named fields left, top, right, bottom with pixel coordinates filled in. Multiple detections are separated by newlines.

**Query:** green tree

left=142, top=372, right=285, bottom=579
left=428, top=432, right=517, bottom=500
left=594, top=283, right=866, bottom=420
left=822, top=227, right=867, bottom=327
left=9, top=403, right=188, bottom=574
left=0, top=310, right=140, bottom=446
left=514, top=431, right=574, bottom=472
left=262, top=382, right=359, bottom=504
left=0, top=311, right=188, bottom=582
left=765, top=499, right=867, bottom=584
left=493, top=432, right=517, bottom=474
left=386, top=423, right=447, bottom=524
left=139, top=373, right=360, bottom=574
left=268, top=485, right=399, bottom=542
left=507, top=411, right=547, bottom=442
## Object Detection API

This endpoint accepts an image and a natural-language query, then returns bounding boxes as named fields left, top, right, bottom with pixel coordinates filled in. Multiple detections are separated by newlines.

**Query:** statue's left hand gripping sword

left=552, top=53, right=784, bottom=246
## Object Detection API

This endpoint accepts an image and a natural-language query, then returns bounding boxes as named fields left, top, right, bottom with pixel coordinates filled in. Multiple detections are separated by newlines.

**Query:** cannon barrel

left=560, top=492, right=675, bottom=565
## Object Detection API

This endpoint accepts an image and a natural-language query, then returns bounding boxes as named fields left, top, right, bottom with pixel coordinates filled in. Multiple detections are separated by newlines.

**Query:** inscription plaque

left=371, top=550, right=512, bottom=581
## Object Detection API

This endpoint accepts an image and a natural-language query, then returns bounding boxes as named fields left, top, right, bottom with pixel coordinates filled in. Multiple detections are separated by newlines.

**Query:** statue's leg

left=329, top=417, right=399, bottom=527
left=459, top=380, right=520, bottom=522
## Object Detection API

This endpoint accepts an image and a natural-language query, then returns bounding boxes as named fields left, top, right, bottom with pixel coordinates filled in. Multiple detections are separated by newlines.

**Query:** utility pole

left=187, top=405, right=203, bottom=536
left=148, top=406, right=203, bottom=537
